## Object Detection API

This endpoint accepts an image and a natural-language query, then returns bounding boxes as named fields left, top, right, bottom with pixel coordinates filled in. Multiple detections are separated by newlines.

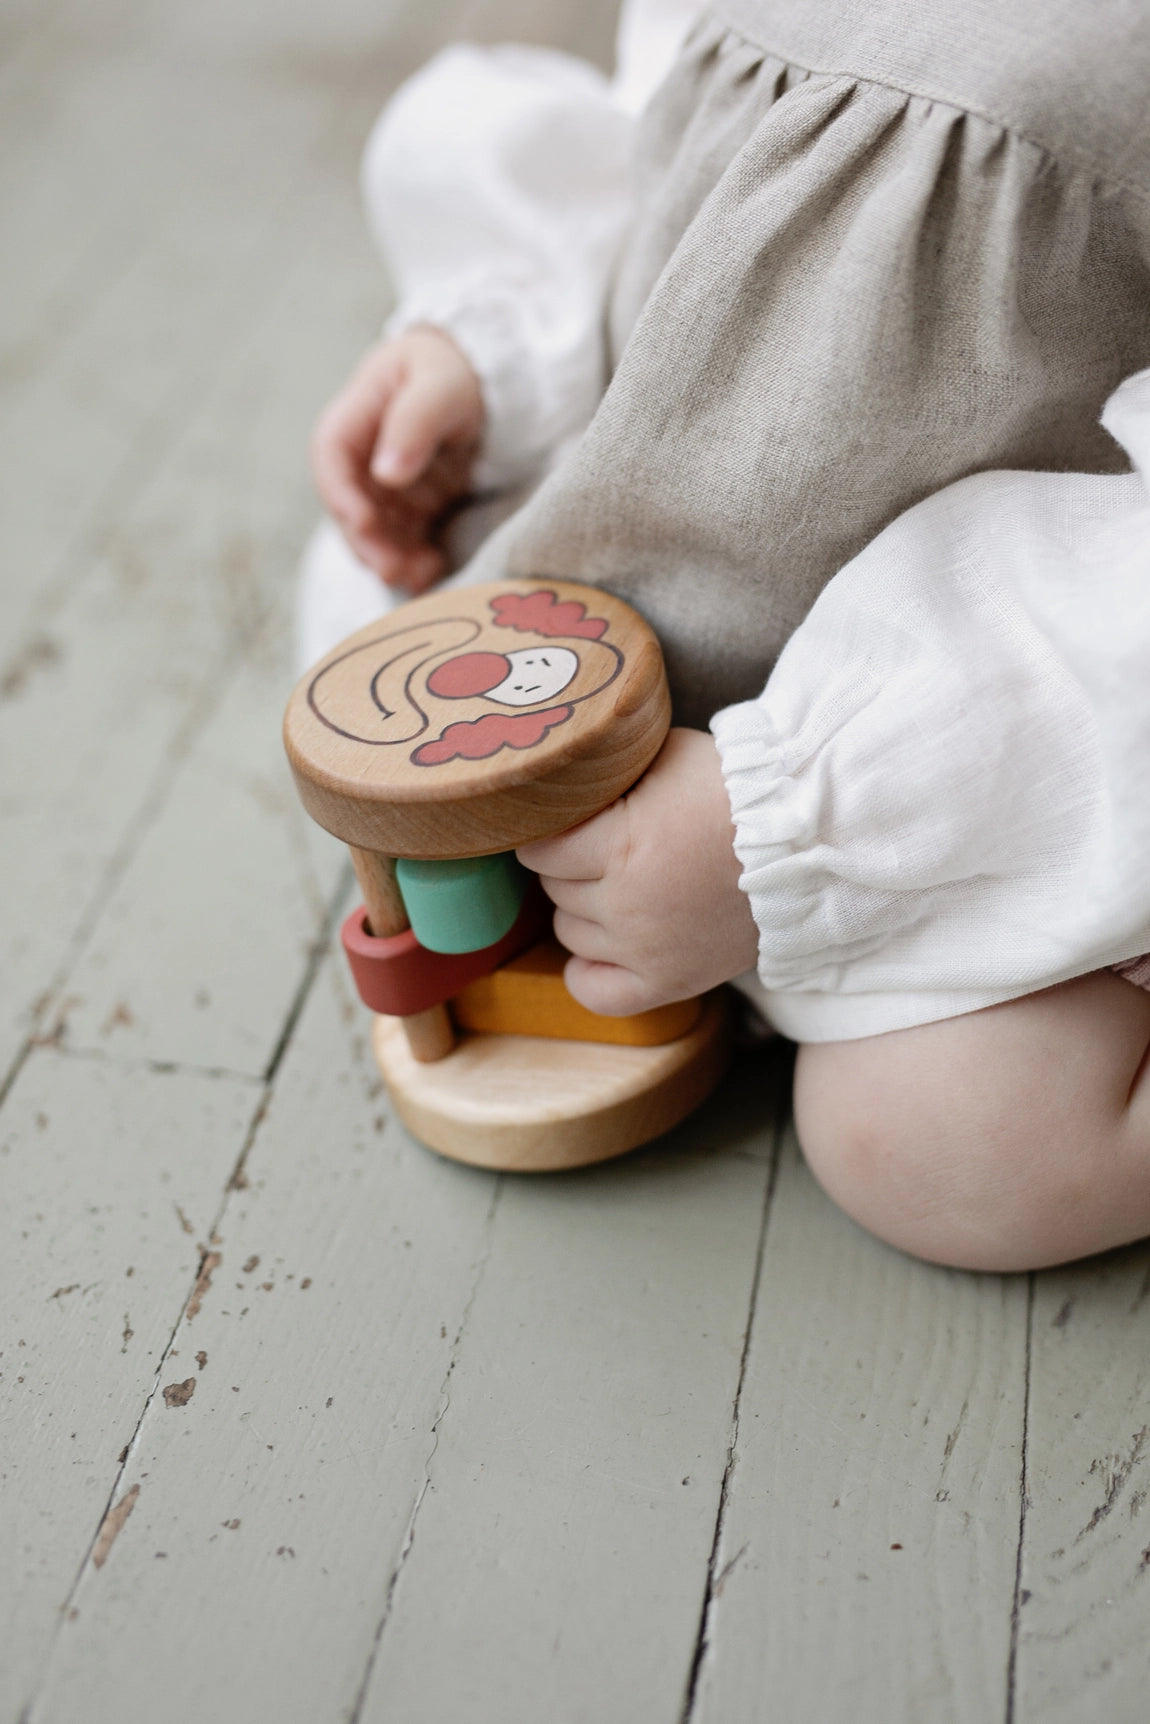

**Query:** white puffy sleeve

left=360, top=0, right=698, bottom=489
left=711, top=369, right=1150, bottom=1043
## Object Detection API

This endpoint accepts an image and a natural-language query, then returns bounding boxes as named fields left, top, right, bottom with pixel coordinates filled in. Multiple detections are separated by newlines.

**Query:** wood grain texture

left=284, top=580, right=671, bottom=858
left=1013, top=1246, right=1150, bottom=1722
left=372, top=990, right=731, bottom=1171
left=53, top=644, right=347, bottom=1076
left=0, top=1049, right=256, bottom=1721
left=690, top=1130, right=1030, bottom=1724
left=349, top=848, right=456, bottom=1061
left=23, top=960, right=533, bottom=1724
left=0, top=152, right=378, bottom=1080
left=349, top=848, right=408, bottom=936
left=354, top=1107, right=778, bottom=1724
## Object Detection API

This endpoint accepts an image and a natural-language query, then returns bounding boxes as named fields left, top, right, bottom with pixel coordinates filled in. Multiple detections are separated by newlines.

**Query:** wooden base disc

left=371, top=993, right=731, bottom=1172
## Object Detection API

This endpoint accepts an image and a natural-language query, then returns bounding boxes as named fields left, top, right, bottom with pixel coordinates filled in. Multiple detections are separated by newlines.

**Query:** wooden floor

left=4, top=2, right=1150, bottom=1719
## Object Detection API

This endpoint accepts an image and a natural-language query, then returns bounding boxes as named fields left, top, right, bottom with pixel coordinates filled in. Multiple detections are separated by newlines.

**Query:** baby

left=304, top=0, right=1150, bottom=1273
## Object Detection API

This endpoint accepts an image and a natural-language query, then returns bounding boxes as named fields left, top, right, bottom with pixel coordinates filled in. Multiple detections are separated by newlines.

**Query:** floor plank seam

left=679, top=1123, right=785, bottom=1723
left=1005, top=1271, right=1035, bottom=1724
left=17, top=1219, right=236, bottom=1724
left=5, top=1039, right=268, bottom=1087
left=15, top=898, right=353, bottom=1715
left=1, top=647, right=244, bottom=1105
left=262, top=859, right=355, bottom=1086
left=346, top=1179, right=505, bottom=1724
left=6, top=135, right=352, bottom=642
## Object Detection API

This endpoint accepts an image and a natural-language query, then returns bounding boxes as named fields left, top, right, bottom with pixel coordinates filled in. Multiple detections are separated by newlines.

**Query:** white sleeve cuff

left=712, top=368, right=1150, bottom=1043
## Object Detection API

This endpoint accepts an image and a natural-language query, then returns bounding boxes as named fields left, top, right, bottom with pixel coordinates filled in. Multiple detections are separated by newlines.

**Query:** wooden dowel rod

left=349, top=846, right=455, bottom=1063
left=350, top=847, right=408, bottom=937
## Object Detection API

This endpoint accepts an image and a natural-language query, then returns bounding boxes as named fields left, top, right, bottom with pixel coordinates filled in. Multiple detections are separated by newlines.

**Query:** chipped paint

left=92, top=1485, right=140, bottom=1570
left=186, top=1250, right=222, bottom=1320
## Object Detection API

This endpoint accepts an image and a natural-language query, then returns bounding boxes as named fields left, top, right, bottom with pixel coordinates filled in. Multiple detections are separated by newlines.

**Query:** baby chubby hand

left=310, top=327, right=485, bottom=594
left=517, top=729, right=760, bottom=1016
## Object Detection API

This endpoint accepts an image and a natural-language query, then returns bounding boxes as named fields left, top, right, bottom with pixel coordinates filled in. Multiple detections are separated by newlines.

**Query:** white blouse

left=352, top=6, right=1150, bottom=1042
left=360, top=0, right=698, bottom=487
left=714, top=372, right=1150, bottom=1040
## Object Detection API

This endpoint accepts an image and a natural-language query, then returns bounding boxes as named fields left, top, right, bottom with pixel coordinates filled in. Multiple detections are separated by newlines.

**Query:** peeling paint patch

left=1, top=633, right=63, bottom=701
left=92, top=1485, right=140, bottom=1569
left=1078, top=1428, right=1150, bottom=1543
left=100, top=1001, right=135, bottom=1036
left=164, top=1377, right=196, bottom=1408
left=48, top=1284, right=80, bottom=1302
left=186, top=1250, right=222, bottom=1320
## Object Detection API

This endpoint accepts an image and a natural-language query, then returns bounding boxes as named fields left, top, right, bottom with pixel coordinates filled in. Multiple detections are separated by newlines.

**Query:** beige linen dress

left=465, top=0, right=1150, bottom=727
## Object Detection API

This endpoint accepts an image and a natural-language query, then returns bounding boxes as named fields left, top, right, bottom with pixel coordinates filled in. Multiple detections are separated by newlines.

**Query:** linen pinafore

left=466, top=0, right=1150, bottom=727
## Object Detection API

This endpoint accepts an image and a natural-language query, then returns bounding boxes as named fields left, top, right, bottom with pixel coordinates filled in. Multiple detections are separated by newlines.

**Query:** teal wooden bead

left=395, top=853, right=528, bottom=955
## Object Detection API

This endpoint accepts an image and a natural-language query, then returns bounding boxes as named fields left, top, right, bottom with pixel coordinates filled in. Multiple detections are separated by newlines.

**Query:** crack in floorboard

left=679, top=1122, right=784, bottom=1724
left=15, top=867, right=350, bottom=1721
left=0, top=648, right=242, bottom=1109
left=347, top=1180, right=504, bottom=1724
left=1005, top=1272, right=1035, bottom=1724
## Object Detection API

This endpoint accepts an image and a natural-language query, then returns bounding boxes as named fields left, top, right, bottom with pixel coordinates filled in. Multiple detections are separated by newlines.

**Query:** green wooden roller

left=395, top=853, right=529, bottom=955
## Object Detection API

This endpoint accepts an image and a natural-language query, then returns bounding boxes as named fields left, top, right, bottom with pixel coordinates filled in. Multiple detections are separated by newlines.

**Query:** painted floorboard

left=0, top=1050, right=257, bottom=1722
left=690, top=1131, right=1030, bottom=1724
left=1013, top=1247, right=1150, bottom=1723
left=23, top=959, right=516, bottom=1724
left=356, top=1075, right=780, bottom=1724
left=0, top=172, right=378, bottom=1083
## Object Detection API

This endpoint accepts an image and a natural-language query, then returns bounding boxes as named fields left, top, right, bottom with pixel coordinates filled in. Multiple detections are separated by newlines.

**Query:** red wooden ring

left=341, top=880, right=551, bottom=1017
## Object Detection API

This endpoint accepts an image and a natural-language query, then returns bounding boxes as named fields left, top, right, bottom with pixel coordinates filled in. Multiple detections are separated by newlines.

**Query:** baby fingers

left=516, top=799, right=625, bottom=881
left=562, top=955, right=663, bottom=1018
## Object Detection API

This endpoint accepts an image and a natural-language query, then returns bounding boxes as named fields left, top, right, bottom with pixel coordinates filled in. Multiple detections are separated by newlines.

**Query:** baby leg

left=793, top=971, right=1150, bottom=1272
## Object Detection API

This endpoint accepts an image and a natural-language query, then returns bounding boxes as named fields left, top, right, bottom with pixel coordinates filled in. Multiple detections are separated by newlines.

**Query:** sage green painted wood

left=1013, top=1248, right=1150, bottom=1723
left=0, top=1050, right=256, bottom=1722
left=355, top=1085, right=778, bottom=1724
left=690, top=1130, right=1030, bottom=1724
left=396, top=854, right=527, bottom=954
left=0, top=172, right=375, bottom=1081
left=54, top=625, right=347, bottom=1076
left=0, top=23, right=373, bottom=643
left=24, top=961, right=510, bottom=1724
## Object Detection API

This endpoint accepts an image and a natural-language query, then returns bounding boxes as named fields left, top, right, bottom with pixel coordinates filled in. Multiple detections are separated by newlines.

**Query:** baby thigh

left=793, top=972, right=1150, bottom=1274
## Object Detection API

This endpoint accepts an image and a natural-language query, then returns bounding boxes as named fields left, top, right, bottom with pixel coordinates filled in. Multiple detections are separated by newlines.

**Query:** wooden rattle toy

left=283, top=579, right=731, bottom=1172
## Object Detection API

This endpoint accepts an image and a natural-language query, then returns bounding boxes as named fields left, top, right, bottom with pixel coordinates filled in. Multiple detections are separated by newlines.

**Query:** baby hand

left=310, top=327, right=484, bottom=594
left=516, top=729, right=760, bottom=1015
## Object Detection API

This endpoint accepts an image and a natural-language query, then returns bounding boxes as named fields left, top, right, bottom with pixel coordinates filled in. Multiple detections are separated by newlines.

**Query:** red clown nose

left=426, top=651, right=512, bottom=699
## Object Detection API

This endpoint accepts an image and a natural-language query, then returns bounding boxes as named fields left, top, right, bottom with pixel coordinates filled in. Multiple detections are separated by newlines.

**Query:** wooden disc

left=284, top=579, right=671, bottom=858
left=371, top=993, right=732, bottom=1172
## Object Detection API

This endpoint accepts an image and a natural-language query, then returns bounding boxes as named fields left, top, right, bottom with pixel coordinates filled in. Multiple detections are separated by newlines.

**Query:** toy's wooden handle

left=349, top=847, right=455, bottom=1062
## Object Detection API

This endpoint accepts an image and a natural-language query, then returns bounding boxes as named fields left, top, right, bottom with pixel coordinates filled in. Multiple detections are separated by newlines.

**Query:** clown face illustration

left=304, top=588, right=623, bottom=767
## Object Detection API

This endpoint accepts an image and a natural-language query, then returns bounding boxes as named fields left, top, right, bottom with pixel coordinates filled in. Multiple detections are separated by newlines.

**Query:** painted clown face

left=305, top=587, right=625, bottom=768
left=426, top=647, right=579, bottom=707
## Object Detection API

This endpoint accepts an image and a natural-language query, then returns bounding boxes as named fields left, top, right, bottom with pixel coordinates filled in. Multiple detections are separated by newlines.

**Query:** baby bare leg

left=793, top=971, right=1150, bottom=1272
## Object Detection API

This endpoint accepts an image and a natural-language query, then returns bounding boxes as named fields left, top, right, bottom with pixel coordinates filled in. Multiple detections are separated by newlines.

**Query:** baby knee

left=793, top=1050, right=950, bottom=1258
left=792, top=1039, right=1041, bottom=1271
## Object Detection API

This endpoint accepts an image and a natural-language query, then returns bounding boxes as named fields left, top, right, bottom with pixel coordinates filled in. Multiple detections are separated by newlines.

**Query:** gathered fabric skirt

left=465, top=0, right=1150, bottom=727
